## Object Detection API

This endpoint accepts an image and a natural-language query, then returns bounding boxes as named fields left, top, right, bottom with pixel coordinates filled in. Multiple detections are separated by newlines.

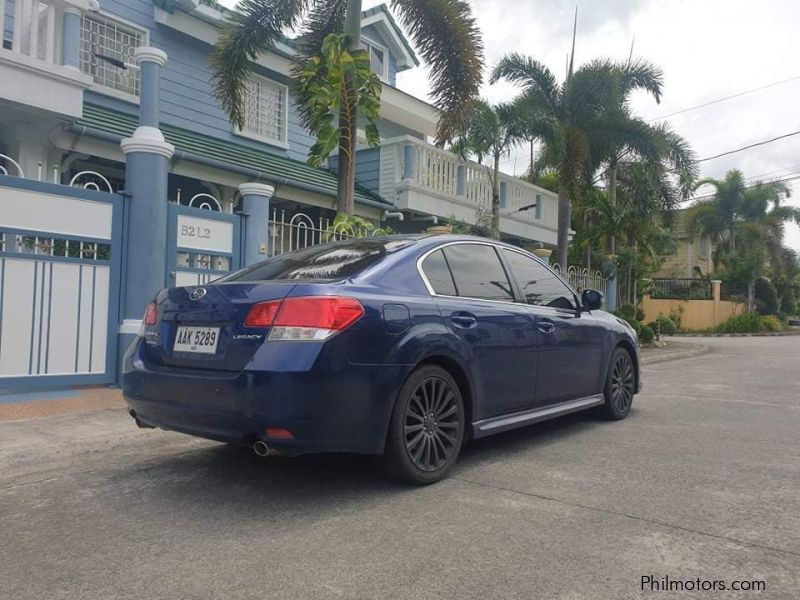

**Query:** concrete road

left=1, top=337, right=799, bottom=599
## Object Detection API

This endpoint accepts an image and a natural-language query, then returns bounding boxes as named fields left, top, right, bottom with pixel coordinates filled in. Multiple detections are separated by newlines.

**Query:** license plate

left=173, top=326, right=220, bottom=355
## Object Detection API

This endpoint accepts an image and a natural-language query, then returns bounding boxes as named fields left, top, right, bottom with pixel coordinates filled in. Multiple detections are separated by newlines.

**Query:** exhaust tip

left=253, top=440, right=271, bottom=457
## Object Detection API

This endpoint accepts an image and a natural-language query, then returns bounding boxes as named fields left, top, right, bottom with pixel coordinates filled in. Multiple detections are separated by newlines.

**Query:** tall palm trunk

left=529, top=139, right=535, bottom=184
left=556, top=186, right=571, bottom=268
left=607, top=161, right=618, bottom=255
left=336, top=0, right=362, bottom=214
left=491, top=152, right=501, bottom=239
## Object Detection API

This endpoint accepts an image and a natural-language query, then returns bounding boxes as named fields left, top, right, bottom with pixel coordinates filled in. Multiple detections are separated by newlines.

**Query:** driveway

left=1, top=337, right=798, bottom=599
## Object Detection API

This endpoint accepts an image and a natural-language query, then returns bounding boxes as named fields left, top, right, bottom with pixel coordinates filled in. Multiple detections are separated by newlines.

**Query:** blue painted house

left=0, top=0, right=563, bottom=390
left=1, top=0, right=559, bottom=245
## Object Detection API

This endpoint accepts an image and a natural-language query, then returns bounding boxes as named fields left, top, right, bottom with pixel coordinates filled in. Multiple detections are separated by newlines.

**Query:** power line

left=648, top=74, right=800, bottom=122
left=694, top=129, right=800, bottom=163
left=689, top=173, right=800, bottom=203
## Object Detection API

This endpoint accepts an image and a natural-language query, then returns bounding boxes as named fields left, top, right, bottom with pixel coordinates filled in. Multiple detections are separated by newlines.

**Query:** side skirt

left=471, top=394, right=605, bottom=439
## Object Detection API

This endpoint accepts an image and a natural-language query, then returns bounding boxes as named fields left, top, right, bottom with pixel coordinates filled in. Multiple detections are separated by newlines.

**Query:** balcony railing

left=379, top=136, right=558, bottom=229
left=2, top=0, right=96, bottom=63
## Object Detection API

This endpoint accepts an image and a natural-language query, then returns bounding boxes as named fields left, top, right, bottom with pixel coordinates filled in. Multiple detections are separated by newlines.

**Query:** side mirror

left=581, top=289, right=603, bottom=311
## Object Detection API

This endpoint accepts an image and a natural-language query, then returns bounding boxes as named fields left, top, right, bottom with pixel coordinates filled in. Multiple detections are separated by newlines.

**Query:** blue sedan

left=122, top=234, right=641, bottom=484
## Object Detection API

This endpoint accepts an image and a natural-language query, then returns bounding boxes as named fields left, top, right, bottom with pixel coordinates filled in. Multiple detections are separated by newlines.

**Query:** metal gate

left=0, top=176, right=123, bottom=389
left=167, top=203, right=241, bottom=287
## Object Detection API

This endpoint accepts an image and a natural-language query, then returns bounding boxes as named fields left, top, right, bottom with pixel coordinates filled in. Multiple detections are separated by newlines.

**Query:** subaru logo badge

left=190, top=287, right=207, bottom=301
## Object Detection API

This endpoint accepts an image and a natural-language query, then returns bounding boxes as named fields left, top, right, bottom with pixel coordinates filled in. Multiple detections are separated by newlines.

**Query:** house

left=652, top=209, right=715, bottom=279
left=0, top=0, right=561, bottom=390
left=0, top=0, right=559, bottom=250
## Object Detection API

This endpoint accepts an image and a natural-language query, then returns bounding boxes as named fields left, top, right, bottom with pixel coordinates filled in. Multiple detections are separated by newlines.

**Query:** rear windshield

left=219, top=238, right=418, bottom=282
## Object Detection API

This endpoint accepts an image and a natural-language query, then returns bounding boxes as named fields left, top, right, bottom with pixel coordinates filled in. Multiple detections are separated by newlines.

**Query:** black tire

left=377, top=365, right=465, bottom=485
left=598, top=347, right=636, bottom=420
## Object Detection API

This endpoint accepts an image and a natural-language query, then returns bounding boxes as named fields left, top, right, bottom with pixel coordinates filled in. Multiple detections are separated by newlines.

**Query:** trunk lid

left=142, top=282, right=296, bottom=371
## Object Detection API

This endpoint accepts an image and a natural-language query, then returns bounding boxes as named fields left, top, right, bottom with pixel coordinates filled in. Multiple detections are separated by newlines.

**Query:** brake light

left=143, top=302, right=158, bottom=326
left=243, top=300, right=281, bottom=327
left=244, top=296, right=364, bottom=341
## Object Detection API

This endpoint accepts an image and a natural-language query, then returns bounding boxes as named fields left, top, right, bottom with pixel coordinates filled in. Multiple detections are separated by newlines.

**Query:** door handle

left=537, top=320, right=555, bottom=334
left=451, top=311, right=478, bottom=329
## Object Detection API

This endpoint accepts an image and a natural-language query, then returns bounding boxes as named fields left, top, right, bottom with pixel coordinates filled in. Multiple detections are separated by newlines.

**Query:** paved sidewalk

left=0, top=387, right=124, bottom=422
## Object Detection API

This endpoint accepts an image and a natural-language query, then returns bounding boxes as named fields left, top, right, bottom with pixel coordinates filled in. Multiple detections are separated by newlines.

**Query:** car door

left=420, top=244, right=538, bottom=419
left=501, top=249, right=606, bottom=405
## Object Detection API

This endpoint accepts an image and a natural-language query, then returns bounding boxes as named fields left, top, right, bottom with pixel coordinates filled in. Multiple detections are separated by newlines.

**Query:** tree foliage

left=295, top=34, right=381, bottom=168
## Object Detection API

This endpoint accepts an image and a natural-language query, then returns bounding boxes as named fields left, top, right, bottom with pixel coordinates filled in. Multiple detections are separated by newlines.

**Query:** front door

left=500, top=249, right=605, bottom=405
left=421, top=244, right=538, bottom=419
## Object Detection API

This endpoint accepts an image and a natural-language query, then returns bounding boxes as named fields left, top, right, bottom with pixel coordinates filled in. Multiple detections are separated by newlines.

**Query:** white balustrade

left=384, top=136, right=558, bottom=228
left=11, top=0, right=58, bottom=61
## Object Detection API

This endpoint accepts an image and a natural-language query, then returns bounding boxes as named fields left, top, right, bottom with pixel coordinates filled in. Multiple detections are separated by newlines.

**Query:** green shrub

left=755, top=277, right=779, bottom=315
left=623, top=316, right=642, bottom=335
left=715, top=312, right=763, bottom=333
left=635, top=307, right=645, bottom=322
left=616, top=304, right=637, bottom=321
left=669, top=306, right=684, bottom=330
left=656, top=315, right=677, bottom=335
left=760, top=315, right=784, bottom=332
left=639, top=325, right=655, bottom=344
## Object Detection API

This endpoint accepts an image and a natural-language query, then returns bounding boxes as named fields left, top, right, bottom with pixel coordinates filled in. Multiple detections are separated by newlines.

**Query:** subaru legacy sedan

left=123, top=235, right=640, bottom=484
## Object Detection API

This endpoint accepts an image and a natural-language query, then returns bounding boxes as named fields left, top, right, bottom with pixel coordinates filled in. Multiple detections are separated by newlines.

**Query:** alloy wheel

left=611, top=352, right=635, bottom=413
left=403, top=376, right=460, bottom=472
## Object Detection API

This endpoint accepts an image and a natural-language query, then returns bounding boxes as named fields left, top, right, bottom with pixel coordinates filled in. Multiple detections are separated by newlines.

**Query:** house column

left=119, top=47, right=173, bottom=351
left=456, top=165, right=466, bottom=196
left=61, top=8, right=82, bottom=70
left=239, top=182, right=275, bottom=267
left=402, top=143, right=417, bottom=181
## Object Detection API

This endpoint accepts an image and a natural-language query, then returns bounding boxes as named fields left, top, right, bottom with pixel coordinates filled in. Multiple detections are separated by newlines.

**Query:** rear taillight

left=143, top=302, right=158, bottom=326
left=138, top=302, right=158, bottom=337
left=244, top=296, right=364, bottom=341
left=243, top=300, right=281, bottom=328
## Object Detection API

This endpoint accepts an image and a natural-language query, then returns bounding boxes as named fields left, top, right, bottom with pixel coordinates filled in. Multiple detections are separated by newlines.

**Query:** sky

left=221, top=0, right=800, bottom=250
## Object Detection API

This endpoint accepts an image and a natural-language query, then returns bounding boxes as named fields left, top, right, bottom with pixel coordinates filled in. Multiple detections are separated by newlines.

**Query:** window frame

left=417, top=241, right=580, bottom=311
left=360, top=36, right=390, bottom=83
left=79, top=11, right=148, bottom=104
left=500, top=246, right=580, bottom=311
left=234, top=73, right=290, bottom=149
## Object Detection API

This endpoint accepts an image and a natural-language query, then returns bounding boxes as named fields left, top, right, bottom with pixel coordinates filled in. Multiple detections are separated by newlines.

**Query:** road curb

left=673, top=330, right=800, bottom=338
left=640, top=342, right=712, bottom=366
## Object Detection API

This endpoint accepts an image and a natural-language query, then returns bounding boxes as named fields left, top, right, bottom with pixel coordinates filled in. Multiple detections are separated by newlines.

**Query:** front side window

left=502, top=249, right=577, bottom=310
left=242, top=76, right=288, bottom=145
left=80, top=14, right=143, bottom=96
left=442, top=244, right=514, bottom=302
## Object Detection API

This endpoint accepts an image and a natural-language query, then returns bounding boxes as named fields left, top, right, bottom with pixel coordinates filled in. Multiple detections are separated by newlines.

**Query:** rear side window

left=442, top=244, right=514, bottom=302
left=421, top=249, right=457, bottom=295
left=502, top=249, right=577, bottom=310
left=220, top=239, right=414, bottom=282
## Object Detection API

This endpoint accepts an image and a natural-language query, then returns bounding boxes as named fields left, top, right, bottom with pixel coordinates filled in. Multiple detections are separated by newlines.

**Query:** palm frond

left=392, top=0, right=484, bottom=145
left=621, top=57, right=663, bottom=103
left=211, top=0, right=309, bottom=129
left=490, top=53, right=560, bottom=113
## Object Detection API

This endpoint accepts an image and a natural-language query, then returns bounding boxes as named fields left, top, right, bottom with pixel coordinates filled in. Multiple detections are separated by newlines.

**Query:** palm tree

left=688, top=169, right=799, bottom=308
left=211, top=0, right=484, bottom=214
left=454, top=100, right=526, bottom=238
left=490, top=51, right=668, bottom=267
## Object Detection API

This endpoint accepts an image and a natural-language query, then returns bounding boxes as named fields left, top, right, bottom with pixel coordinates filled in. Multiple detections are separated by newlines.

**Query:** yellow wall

left=642, top=296, right=745, bottom=331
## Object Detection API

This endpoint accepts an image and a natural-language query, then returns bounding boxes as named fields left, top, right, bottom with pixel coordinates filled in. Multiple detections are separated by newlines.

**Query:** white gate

left=0, top=176, right=122, bottom=388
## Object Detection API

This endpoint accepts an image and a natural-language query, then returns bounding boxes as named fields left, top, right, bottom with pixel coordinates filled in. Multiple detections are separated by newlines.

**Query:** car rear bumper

left=122, top=339, right=406, bottom=455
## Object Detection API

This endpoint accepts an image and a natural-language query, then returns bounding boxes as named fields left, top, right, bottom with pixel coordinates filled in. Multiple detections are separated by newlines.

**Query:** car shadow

left=118, top=407, right=636, bottom=523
